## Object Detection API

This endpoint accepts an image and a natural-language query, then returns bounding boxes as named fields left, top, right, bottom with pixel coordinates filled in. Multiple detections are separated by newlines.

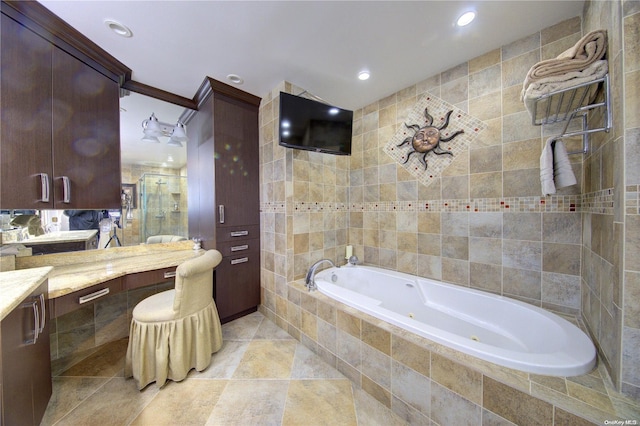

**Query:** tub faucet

left=347, top=255, right=359, bottom=266
left=305, top=259, right=338, bottom=291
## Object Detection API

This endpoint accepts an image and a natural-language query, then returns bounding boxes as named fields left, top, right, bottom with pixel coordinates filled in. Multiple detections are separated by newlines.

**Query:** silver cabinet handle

left=22, top=299, right=39, bottom=345
left=78, top=288, right=110, bottom=304
left=38, top=293, right=45, bottom=333
left=231, top=244, right=249, bottom=252
left=39, top=173, right=50, bottom=202
left=219, top=205, right=225, bottom=224
left=164, top=271, right=177, bottom=279
left=230, top=257, right=249, bottom=265
left=230, top=230, right=249, bottom=237
left=62, top=176, right=71, bottom=203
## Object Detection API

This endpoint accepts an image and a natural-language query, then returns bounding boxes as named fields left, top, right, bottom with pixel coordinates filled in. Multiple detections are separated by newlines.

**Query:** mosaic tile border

left=261, top=190, right=617, bottom=215
left=583, top=188, right=615, bottom=215
left=626, top=185, right=640, bottom=215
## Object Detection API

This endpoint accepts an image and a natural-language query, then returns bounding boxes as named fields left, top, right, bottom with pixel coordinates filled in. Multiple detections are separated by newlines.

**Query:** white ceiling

left=38, top=0, right=585, bottom=167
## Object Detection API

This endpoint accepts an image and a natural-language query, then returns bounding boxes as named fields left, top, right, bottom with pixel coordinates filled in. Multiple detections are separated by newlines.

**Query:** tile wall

left=580, top=0, right=640, bottom=399
left=259, top=0, right=640, bottom=409
left=120, top=164, right=188, bottom=246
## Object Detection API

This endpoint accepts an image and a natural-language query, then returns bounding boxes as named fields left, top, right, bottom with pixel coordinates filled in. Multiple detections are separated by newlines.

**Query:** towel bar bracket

left=533, top=73, right=611, bottom=156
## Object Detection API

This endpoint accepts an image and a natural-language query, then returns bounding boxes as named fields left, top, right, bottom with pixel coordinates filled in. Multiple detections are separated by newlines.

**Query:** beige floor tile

left=233, top=340, right=297, bottom=379
left=206, top=379, right=289, bottom=425
left=291, top=343, right=344, bottom=379
left=40, top=377, right=110, bottom=426
left=42, top=312, right=405, bottom=426
left=283, top=379, right=357, bottom=426
left=221, top=311, right=264, bottom=340
left=254, top=317, right=297, bottom=340
left=130, top=378, right=227, bottom=425
left=192, top=340, right=250, bottom=379
left=53, top=377, right=159, bottom=425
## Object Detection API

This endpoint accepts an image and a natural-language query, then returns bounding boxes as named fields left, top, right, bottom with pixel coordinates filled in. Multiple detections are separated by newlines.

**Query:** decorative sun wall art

left=384, top=94, right=487, bottom=188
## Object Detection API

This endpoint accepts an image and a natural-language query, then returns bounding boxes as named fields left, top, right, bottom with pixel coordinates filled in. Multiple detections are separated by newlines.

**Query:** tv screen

left=278, top=92, right=353, bottom=155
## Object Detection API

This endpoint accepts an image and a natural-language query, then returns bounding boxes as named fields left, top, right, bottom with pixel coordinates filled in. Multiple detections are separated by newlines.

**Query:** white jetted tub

left=314, top=265, right=596, bottom=376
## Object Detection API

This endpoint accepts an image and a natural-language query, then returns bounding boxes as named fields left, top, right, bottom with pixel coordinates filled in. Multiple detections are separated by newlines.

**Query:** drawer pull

left=22, top=299, right=39, bottom=345
left=62, top=176, right=71, bottom=203
left=230, top=230, right=249, bottom=237
left=231, top=244, right=249, bottom=252
left=38, top=293, right=46, bottom=333
left=78, top=288, right=110, bottom=304
left=230, top=257, right=249, bottom=265
left=164, top=271, right=177, bottom=279
left=39, top=173, right=50, bottom=202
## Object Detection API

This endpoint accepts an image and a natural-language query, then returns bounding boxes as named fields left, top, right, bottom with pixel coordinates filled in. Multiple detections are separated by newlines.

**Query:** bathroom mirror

left=117, top=91, right=192, bottom=246
left=0, top=91, right=193, bottom=252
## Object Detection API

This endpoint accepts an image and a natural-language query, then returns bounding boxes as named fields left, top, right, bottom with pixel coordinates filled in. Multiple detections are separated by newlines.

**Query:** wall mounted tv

left=278, top=92, right=353, bottom=155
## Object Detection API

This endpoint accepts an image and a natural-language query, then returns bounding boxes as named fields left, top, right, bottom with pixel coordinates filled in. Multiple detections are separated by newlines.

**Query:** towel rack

left=531, top=73, right=612, bottom=155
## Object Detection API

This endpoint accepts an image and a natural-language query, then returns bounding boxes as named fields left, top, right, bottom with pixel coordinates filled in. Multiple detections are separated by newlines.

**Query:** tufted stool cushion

left=125, top=250, right=223, bottom=389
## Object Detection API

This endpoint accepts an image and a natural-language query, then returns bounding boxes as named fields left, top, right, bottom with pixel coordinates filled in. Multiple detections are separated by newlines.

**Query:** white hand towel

left=553, top=139, right=577, bottom=189
left=540, top=138, right=556, bottom=195
left=540, top=138, right=578, bottom=196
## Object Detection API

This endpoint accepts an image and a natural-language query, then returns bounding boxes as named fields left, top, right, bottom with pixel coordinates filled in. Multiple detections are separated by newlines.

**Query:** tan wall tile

left=483, top=377, right=553, bottom=425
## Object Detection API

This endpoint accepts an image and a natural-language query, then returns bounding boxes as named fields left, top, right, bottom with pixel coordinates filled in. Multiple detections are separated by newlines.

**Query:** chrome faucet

left=305, top=259, right=338, bottom=291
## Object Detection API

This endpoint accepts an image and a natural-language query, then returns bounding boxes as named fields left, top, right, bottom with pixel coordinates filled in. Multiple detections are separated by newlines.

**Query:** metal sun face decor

left=384, top=94, right=487, bottom=188
left=397, top=107, right=465, bottom=170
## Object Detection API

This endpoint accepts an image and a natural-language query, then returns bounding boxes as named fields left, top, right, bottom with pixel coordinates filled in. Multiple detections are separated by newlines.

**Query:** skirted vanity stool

left=125, top=249, right=224, bottom=389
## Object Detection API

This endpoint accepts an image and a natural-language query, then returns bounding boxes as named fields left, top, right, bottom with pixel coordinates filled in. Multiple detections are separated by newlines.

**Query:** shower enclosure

left=139, top=173, right=188, bottom=243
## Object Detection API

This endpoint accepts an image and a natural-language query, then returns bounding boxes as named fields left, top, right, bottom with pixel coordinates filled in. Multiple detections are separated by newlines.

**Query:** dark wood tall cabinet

left=187, top=78, right=261, bottom=323
left=1, top=12, right=121, bottom=210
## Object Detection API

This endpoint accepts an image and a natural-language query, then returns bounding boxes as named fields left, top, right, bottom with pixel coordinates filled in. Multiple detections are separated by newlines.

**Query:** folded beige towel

left=523, top=29, right=607, bottom=92
left=540, top=138, right=577, bottom=196
left=523, top=59, right=608, bottom=122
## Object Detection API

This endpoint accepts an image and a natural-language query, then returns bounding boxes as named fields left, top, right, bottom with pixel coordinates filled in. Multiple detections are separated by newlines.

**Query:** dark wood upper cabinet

left=51, top=46, right=121, bottom=209
left=213, top=94, right=260, bottom=229
left=1, top=13, right=121, bottom=209
left=1, top=13, right=53, bottom=209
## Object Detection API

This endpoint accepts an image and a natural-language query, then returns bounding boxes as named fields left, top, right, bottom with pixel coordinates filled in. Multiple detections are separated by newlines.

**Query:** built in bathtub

left=314, top=265, right=596, bottom=376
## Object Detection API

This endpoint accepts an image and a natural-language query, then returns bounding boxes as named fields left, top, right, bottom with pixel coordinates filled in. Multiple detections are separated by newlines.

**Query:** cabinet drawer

left=214, top=252, right=260, bottom=322
left=216, top=224, right=260, bottom=242
left=52, top=277, right=122, bottom=318
left=123, top=267, right=178, bottom=290
left=216, top=238, right=259, bottom=257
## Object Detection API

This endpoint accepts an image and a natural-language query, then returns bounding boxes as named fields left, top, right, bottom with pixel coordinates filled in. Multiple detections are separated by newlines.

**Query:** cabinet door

left=1, top=280, right=51, bottom=426
left=214, top=252, right=260, bottom=322
left=213, top=95, right=260, bottom=229
left=52, top=47, right=121, bottom=209
left=0, top=14, right=53, bottom=209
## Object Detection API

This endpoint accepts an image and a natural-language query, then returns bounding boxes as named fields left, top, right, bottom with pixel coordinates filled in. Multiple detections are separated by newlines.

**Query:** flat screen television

left=278, top=92, right=353, bottom=155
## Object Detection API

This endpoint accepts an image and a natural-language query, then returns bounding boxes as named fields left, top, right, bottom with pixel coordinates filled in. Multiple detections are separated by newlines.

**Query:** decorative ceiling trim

left=384, top=93, right=486, bottom=187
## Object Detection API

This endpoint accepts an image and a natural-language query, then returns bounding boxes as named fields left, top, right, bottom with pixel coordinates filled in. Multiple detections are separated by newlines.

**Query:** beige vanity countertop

left=0, top=266, right=52, bottom=321
left=18, top=230, right=98, bottom=245
left=15, top=240, right=204, bottom=299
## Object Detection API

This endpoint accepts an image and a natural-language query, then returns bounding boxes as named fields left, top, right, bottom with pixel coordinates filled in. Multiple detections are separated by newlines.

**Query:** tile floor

left=41, top=311, right=408, bottom=426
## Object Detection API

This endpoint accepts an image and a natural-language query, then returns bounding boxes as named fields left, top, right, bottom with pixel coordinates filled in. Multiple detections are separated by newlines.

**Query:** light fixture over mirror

left=141, top=113, right=189, bottom=147
left=120, top=91, right=191, bottom=168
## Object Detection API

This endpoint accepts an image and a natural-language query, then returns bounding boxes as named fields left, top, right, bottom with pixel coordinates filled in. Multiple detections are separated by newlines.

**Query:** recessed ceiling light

left=456, top=11, right=476, bottom=27
left=358, top=71, right=370, bottom=81
left=227, top=74, right=244, bottom=85
left=104, top=19, right=133, bottom=37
